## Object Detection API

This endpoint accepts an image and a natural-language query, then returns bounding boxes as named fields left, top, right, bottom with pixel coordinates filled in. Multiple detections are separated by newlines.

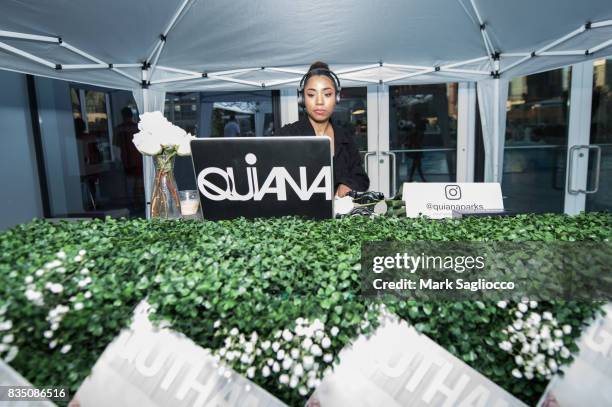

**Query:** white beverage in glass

left=179, top=190, right=200, bottom=216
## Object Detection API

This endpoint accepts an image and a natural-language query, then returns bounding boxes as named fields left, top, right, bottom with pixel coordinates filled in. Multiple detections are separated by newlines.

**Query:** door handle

left=381, top=151, right=397, bottom=196
left=363, top=151, right=377, bottom=174
left=568, top=145, right=602, bottom=194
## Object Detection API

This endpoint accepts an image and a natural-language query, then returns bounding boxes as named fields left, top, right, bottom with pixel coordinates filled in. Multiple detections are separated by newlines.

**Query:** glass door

left=385, top=84, right=459, bottom=196
left=504, top=67, right=572, bottom=213
left=586, top=58, right=612, bottom=212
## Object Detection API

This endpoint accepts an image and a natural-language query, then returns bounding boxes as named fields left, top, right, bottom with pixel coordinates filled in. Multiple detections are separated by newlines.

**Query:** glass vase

left=151, top=153, right=181, bottom=219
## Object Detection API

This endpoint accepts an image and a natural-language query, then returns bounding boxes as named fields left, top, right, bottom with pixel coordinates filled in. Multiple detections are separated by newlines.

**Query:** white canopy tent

left=1, top=0, right=611, bottom=213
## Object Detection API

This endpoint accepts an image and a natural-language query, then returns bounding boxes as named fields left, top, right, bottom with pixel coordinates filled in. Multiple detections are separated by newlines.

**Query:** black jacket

left=277, top=116, right=370, bottom=192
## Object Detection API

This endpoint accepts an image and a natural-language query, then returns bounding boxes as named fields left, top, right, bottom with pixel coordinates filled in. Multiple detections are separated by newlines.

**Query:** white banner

left=308, top=319, right=526, bottom=407
left=73, top=302, right=287, bottom=407
left=537, top=304, right=612, bottom=406
left=403, top=182, right=504, bottom=218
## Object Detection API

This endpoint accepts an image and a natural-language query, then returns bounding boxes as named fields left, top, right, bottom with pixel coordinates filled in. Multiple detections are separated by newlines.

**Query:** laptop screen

left=190, top=136, right=333, bottom=220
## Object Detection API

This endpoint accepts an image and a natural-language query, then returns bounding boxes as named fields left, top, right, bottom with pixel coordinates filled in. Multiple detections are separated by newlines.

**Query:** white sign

left=308, top=319, right=526, bottom=407
left=73, top=302, right=286, bottom=407
left=537, top=303, right=612, bottom=406
left=403, top=183, right=504, bottom=218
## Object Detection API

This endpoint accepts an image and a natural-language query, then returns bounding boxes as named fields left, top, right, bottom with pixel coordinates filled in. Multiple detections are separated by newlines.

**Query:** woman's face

left=304, top=74, right=337, bottom=123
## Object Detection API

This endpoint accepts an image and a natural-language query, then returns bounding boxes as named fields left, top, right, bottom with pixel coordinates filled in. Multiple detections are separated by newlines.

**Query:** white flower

left=315, top=330, right=325, bottom=340
left=562, top=325, right=572, bottom=335
left=303, top=355, right=314, bottom=370
left=272, top=362, right=280, bottom=373
left=560, top=347, right=570, bottom=359
left=4, top=346, right=18, bottom=362
left=51, top=322, right=59, bottom=331
left=244, top=342, right=254, bottom=354
left=24, top=276, right=33, bottom=284
left=296, top=317, right=305, bottom=325
left=323, top=354, right=333, bottom=363
left=279, top=374, right=289, bottom=384
left=515, top=355, right=524, bottom=365
left=56, top=267, right=65, bottom=274
left=49, top=340, right=57, bottom=349
left=84, top=291, right=92, bottom=299
left=554, top=329, right=563, bottom=338
left=2, top=334, right=14, bottom=344
left=237, top=286, right=246, bottom=295
left=499, top=341, right=512, bottom=352
left=78, top=249, right=86, bottom=256
left=530, top=301, right=538, bottom=309
left=246, top=367, right=255, bottom=379
left=543, top=311, right=553, bottom=321
left=229, top=327, right=239, bottom=336
left=293, top=363, right=304, bottom=377
left=289, top=376, right=299, bottom=388
left=299, top=386, right=308, bottom=396
left=74, top=302, right=84, bottom=311
left=282, top=329, right=293, bottom=341
left=262, top=365, right=271, bottom=377
left=272, top=341, right=280, bottom=352
left=25, top=289, right=44, bottom=306
left=213, top=320, right=221, bottom=329
left=60, top=344, right=72, bottom=354
left=80, top=268, right=90, bottom=275
left=496, top=301, right=507, bottom=309
left=78, top=277, right=92, bottom=288
left=529, top=313, right=542, bottom=325
left=48, top=283, right=63, bottom=294
left=282, top=358, right=293, bottom=370
left=330, top=326, right=339, bottom=336
left=74, top=255, right=82, bottom=262
left=321, top=337, right=331, bottom=349
left=291, top=348, right=299, bottom=359
left=302, top=337, right=313, bottom=350
left=45, top=260, right=62, bottom=269
left=511, top=368, right=522, bottom=378
left=0, top=320, right=13, bottom=331
left=56, top=251, right=66, bottom=259
left=548, top=359, right=558, bottom=372
left=43, top=330, right=53, bottom=339
left=261, top=340, right=270, bottom=350
left=276, top=349, right=285, bottom=360
left=515, top=311, right=523, bottom=319
left=35, top=269, right=44, bottom=277
left=310, top=344, right=322, bottom=357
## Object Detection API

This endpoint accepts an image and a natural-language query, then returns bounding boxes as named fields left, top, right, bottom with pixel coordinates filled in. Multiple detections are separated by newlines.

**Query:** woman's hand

left=335, top=184, right=352, bottom=198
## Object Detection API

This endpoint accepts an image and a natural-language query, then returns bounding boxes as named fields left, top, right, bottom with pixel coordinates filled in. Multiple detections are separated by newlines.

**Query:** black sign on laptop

left=190, top=136, right=334, bottom=220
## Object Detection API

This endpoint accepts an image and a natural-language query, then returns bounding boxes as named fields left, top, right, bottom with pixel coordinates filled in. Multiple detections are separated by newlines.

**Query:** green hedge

left=0, top=213, right=610, bottom=406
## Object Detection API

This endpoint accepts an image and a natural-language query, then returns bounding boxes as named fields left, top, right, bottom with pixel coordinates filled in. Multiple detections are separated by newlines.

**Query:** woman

left=277, top=61, right=369, bottom=197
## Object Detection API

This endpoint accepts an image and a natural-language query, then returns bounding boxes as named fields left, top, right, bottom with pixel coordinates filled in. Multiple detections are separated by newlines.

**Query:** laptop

left=190, top=136, right=334, bottom=220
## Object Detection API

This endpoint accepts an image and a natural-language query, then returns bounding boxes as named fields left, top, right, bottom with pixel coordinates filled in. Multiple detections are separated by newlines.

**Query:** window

left=165, top=91, right=278, bottom=191
left=35, top=77, right=143, bottom=218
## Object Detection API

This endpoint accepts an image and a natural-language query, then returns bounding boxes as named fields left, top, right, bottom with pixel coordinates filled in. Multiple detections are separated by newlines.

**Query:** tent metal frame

left=0, top=0, right=611, bottom=90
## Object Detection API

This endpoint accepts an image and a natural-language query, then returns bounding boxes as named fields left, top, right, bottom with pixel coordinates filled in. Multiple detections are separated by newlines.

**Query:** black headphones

left=297, top=67, right=342, bottom=107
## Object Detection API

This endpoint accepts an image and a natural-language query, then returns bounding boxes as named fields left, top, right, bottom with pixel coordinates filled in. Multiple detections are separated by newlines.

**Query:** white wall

left=0, top=71, right=43, bottom=230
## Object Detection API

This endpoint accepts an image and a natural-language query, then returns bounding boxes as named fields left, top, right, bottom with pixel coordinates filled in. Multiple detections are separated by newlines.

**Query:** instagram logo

left=445, top=185, right=462, bottom=200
